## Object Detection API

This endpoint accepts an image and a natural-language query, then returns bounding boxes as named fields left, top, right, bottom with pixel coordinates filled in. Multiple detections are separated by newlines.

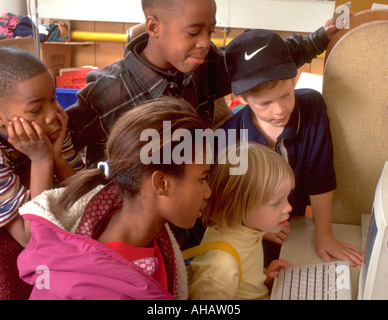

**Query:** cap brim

left=231, top=62, right=297, bottom=95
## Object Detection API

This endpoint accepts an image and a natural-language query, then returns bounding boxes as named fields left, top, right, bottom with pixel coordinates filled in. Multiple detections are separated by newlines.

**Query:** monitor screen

left=360, top=209, right=377, bottom=294
left=357, top=161, right=388, bottom=300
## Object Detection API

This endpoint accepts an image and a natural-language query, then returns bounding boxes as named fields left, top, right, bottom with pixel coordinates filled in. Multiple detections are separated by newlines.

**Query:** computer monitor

left=357, top=161, right=388, bottom=300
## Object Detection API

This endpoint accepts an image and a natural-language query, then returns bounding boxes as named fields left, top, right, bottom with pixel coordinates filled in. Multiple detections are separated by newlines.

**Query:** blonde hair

left=203, top=142, right=295, bottom=229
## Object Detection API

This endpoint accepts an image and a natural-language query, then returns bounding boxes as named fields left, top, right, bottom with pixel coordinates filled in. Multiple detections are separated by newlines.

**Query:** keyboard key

left=298, top=266, right=308, bottom=300
left=307, top=266, right=315, bottom=300
left=272, top=261, right=351, bottom=300
left=282, top=268, right=292, bottom=299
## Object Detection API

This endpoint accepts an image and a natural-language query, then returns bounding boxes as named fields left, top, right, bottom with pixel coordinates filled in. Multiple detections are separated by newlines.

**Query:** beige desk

left=275, top=216, right=362, bottom=300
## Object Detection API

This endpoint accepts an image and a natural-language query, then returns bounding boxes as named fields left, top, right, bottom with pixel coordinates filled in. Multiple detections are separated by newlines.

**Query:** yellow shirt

left=188, top=224, right=269, bottom=300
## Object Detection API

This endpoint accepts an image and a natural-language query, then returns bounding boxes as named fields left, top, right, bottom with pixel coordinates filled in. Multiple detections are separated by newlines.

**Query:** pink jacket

left=17, top=183, right=188, bottom=300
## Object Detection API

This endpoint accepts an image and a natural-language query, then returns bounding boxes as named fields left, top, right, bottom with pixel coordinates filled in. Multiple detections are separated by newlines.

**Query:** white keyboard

left=271, top=261, right=352, bottom=300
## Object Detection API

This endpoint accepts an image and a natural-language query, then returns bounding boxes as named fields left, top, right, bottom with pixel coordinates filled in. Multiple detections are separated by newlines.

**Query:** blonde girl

left=188, top=142, right=295, bottom=300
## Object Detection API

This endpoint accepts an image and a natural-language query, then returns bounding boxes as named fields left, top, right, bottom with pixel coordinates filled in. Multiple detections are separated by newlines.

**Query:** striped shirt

left=67, top=28, right=329, bottom=168
left=0, top=130, right=85, bottom=227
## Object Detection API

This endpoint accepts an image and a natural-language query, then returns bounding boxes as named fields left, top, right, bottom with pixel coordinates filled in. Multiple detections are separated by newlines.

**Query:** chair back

left=322, top=19, right=388, bottom=224
left=126, top=23, right=146, bottom=43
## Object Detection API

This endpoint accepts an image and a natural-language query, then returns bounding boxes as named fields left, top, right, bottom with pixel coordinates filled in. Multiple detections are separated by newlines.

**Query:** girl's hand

left=7, top=117, right=53, bottom=163
left=264, top=259, right=292, bottom=287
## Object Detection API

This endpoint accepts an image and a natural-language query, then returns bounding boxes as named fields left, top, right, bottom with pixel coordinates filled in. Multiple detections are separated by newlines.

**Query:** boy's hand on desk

left=263, top=220, right=290, bottom=245
left=315, top=234, right=363, bottom=267
left=7, top=117, right=53, bottom=163
left=264, top=259, right=292, bottom=287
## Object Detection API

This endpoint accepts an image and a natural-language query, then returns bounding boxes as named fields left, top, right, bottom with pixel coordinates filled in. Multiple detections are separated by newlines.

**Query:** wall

left=32, top=0, right=335, bottom=33
left=0, top=0, right=27, bottom=16
left=70, top=20, right=134, bottom=68
left=216, top=0, right=335, bottom=32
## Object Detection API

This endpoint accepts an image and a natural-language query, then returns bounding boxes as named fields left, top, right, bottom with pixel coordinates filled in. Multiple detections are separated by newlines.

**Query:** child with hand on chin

left=0, top=46, right=84, bottom=299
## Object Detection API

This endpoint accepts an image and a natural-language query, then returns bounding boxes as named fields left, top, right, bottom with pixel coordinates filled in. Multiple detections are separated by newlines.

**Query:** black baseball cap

left=225, top=29, right=297, bottom=95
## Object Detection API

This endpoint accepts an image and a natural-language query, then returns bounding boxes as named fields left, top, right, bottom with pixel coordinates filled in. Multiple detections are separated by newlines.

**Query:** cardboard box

left=40, top=42, right=72, bottom=77
left=0, top=37, right=36, bottom=54
left=0, top=37, right=70, bottom=77
left=0, top=37, right=93, bottom=78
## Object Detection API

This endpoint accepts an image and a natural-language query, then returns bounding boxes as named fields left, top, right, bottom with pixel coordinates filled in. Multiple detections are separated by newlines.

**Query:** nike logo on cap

left=244, top=44, right=268, bottom=61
